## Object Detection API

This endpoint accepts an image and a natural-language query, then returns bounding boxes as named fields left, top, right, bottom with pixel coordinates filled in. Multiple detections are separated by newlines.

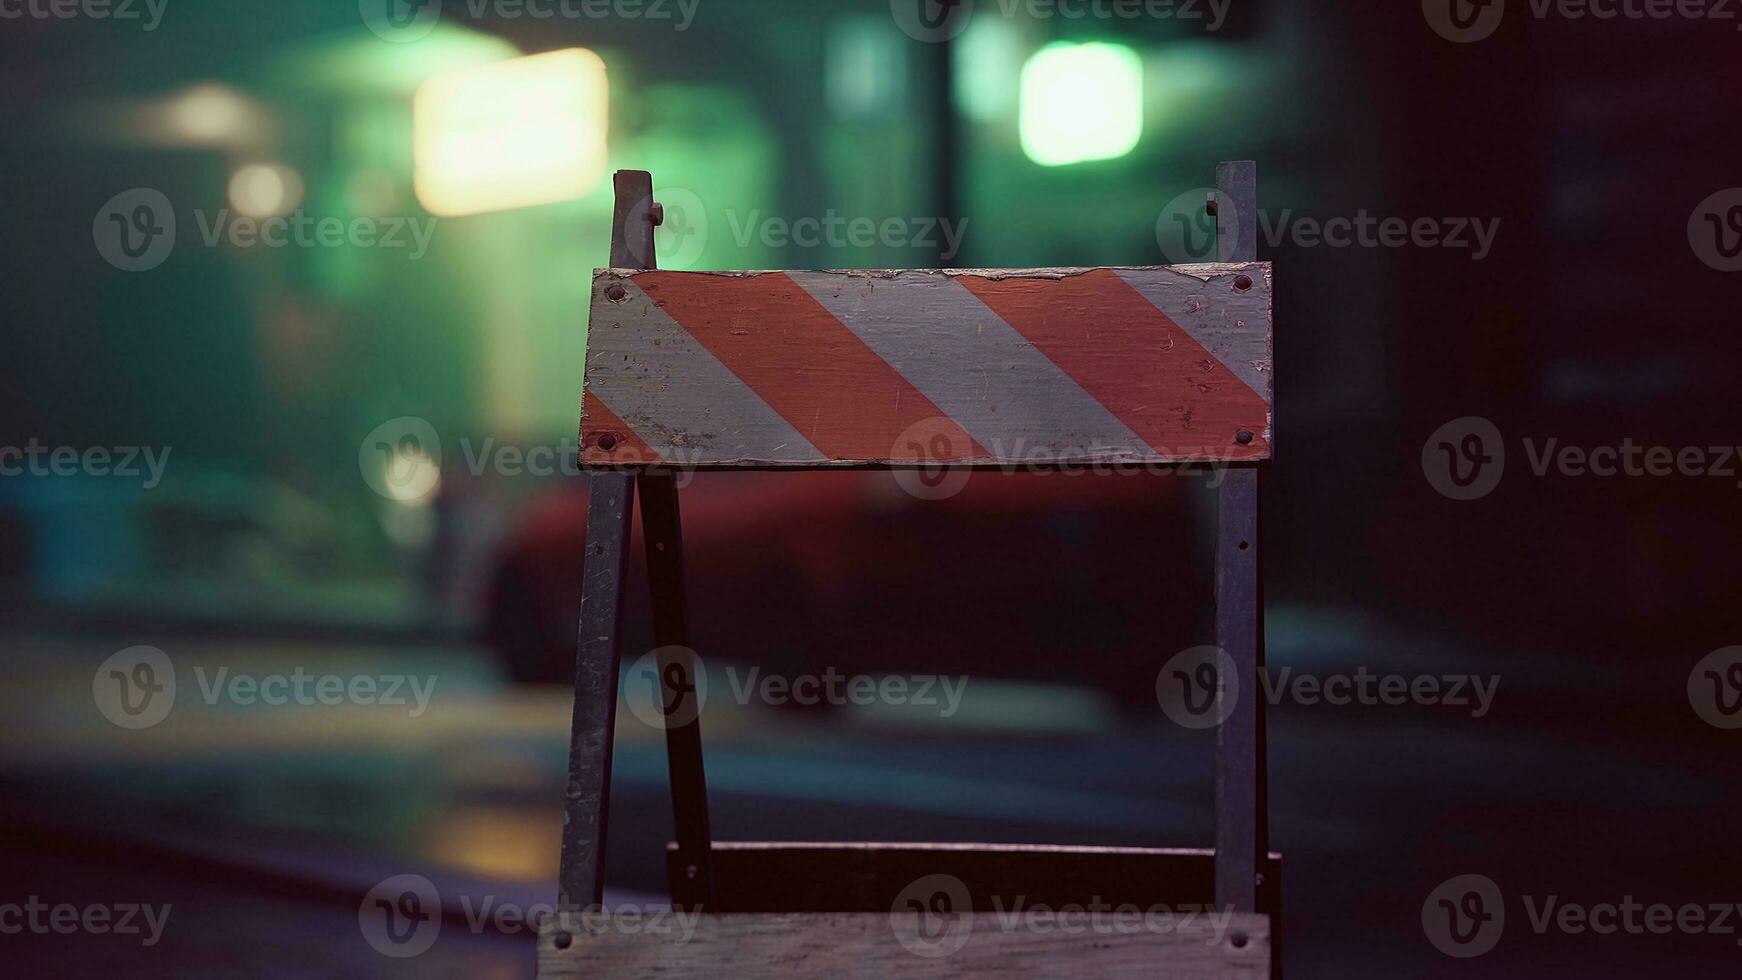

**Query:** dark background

left=2, top=0, right=1739, bottom=976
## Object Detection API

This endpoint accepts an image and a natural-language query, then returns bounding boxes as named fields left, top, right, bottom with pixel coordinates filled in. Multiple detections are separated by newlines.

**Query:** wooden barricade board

left=581, top=263, right=1272, bottom=469
left=536, top=910, right=1271, bottom=978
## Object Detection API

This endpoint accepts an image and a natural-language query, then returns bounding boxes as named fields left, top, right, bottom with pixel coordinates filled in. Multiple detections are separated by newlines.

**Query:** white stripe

left=1113, top=267, right=1271, bottom=404
left=788, top=271, right=1151, bottom=462
left=586, top=278, right=825, bottom=465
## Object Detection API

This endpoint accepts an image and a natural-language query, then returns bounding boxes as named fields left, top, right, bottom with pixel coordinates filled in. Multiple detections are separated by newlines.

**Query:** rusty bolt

left=649, top=202, right=665, bottom=226
left=1236, top=429, right=1254, bottom=445
left=1234, top=274, right=1253, bottom=291
left=605, top=284, right=627, bottom=302
left=1205, top=193, right=1219, bottom=217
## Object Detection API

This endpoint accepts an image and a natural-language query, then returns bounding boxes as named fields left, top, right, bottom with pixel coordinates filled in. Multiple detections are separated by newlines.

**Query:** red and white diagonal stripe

left=582, top=265, right=1271, bottom=468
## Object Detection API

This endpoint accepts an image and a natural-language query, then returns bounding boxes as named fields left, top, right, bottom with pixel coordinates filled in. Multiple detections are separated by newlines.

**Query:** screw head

left=597, top=433, right=619, bottom=451
left=553, top=931, right=573, bottom=950
left=1236, top=429, right=1254, bottom=445
left=1205, top=193, right=1219, bottom=217
left=605, top=284, right=627, bottom=302
left=648, top=202, right=665, bottom=226
left=1234, top=274, right=1253, bottom=291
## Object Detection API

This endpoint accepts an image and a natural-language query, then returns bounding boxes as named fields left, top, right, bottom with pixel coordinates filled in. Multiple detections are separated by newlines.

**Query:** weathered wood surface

left=537, top=910, right=1270, bottom=978
left=582, top=264, right=1272, bottom=469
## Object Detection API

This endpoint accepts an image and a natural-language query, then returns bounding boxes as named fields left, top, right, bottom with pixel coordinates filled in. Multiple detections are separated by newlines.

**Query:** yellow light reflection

left=228, top=163, right=303, bottom=218
left=413, top=49, right=609, bottom=217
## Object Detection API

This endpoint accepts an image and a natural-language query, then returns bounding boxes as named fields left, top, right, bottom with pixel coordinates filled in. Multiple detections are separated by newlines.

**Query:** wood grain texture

left=581, top=264, right=1272, bottom=469
left=537, top=910, right=1270, bottom=978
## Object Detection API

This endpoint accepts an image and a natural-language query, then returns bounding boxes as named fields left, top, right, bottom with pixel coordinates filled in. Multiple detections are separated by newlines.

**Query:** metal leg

left=557, top=472, right=636, bottom=908
left=638, top=471, right=716, bottom=909
left=556, top=169, right=662, bottom=910
left=1213, top=159, right=1269, bottom=917
left=1214, top=467, right=1267, bottom=913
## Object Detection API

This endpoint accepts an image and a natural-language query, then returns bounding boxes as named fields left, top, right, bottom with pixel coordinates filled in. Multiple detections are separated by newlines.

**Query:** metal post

left=639, top=470, right=716, bottom=909
left=1213, top=160, right=1269, bottom=916
left=557, top=170, right=659, bottom=908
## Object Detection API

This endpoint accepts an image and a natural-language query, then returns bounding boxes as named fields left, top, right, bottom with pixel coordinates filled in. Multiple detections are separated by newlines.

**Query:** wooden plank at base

left=582, top=264, right=1272, bottom=469
left=537, top=911, right=1269, bottom=978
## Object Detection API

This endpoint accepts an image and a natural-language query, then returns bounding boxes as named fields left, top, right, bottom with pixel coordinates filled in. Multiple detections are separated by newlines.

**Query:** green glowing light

left=1019, top=42, right=1143, bottom=167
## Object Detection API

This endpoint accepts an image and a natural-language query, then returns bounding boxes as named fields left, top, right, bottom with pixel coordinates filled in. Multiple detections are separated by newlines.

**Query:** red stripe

left=582, top=388, right=664, bottom=465
left=957, top=269, right=1269, bottom=459
left=634, top=271, right=984, bottom=462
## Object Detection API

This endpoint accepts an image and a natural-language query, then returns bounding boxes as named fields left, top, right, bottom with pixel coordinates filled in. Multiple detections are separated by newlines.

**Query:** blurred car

left=483, top=469, right=1213, bottom=708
